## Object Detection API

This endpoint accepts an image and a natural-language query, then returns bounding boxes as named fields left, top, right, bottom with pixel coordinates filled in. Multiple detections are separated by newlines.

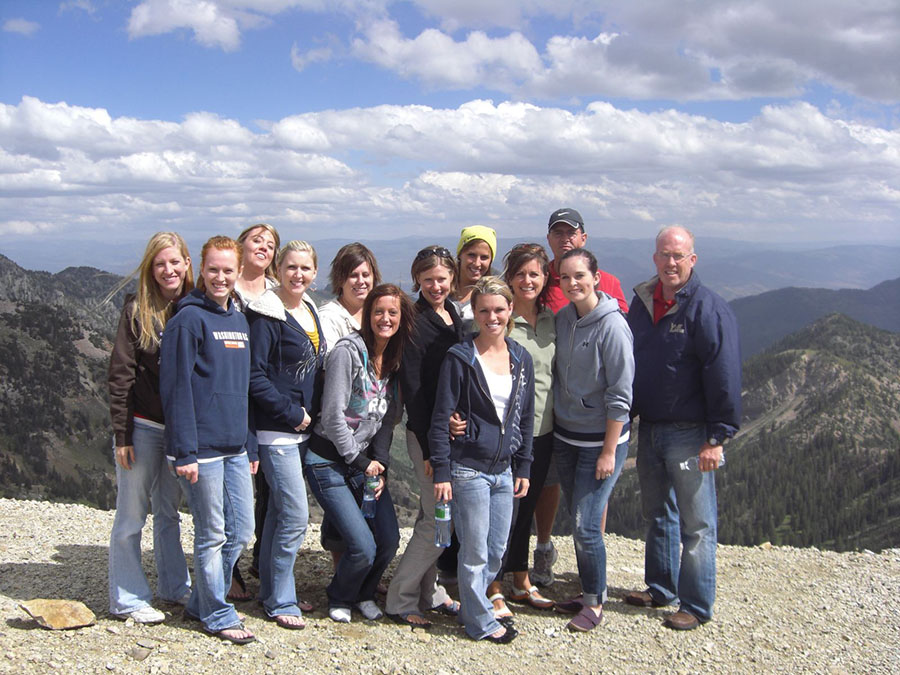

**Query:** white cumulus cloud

left=3, top=18, right=40, bottom=36
left=1, top=96, right=898, bottom=252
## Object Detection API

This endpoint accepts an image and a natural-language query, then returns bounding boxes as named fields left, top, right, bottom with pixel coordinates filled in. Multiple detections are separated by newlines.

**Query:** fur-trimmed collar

left=246, top=288, right=316, bottom=322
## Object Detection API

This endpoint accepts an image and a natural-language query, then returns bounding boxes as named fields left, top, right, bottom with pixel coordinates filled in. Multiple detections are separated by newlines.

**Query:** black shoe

left=484, top=625, right=518, bottom=644
left=497, top=616, right=515, bottom=628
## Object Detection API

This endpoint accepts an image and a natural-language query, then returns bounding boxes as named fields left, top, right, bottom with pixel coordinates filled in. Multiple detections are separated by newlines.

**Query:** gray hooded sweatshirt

left=553, top=293, right=634, bottom=444
left=310, top=331, right=399, bottom=471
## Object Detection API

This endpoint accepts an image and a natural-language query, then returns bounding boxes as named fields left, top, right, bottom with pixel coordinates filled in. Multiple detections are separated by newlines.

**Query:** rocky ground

left=0, top=498, right=897, bottom=674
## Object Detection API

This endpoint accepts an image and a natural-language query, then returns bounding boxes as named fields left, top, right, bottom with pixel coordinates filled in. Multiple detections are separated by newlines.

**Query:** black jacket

left=399, top=294, right=464, bottom=460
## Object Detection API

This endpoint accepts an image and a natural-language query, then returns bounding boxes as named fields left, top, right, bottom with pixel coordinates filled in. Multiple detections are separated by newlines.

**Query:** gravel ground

left=0, top=498, right=898, bottom=674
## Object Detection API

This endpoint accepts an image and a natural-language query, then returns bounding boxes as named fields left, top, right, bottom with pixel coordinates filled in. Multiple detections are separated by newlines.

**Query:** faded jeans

left=108, top=418, right=190, bottom=615
left=181, top=453, right=254, bottom=633
left=554, top=436, right=628, bottom=606
left=637, top=421, right=718, bottom=621
left=258, top=442, right=309, bottom=617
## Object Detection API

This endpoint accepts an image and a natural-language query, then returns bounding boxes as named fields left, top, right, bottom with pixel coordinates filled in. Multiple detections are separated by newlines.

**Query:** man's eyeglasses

left=654, top=251, right=693, bottom=262
left=414, top=246, right=453, bottom=262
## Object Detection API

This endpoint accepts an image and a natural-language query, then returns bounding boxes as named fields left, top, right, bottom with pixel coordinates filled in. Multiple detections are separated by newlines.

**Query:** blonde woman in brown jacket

left=107, top=232, right=194, bottom=624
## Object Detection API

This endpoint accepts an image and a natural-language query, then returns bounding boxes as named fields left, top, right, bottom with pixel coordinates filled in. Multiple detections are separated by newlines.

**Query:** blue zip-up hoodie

left=160, top=289, right=254, bottom=467
left=245, top=289, right=326, bottom=435
left=428, top=336, right=535, bottom=485
left=628, top=273, right=742, bottom=442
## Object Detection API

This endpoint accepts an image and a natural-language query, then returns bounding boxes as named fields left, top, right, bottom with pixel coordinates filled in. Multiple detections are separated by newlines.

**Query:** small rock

left=127, top=646, right=152, bottom=662
left=105, top=664, right=115, bottom=671
left=265, top=650, right=277, bottom=660
left=416, top=633, right=431, bottom=643
left=137, top=639, right=158, bottom=649
left=106, top=626, right=121, bottom=635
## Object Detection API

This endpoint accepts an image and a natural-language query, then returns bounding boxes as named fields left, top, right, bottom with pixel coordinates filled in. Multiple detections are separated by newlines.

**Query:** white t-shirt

left=475, top=351, right=512, bottom=423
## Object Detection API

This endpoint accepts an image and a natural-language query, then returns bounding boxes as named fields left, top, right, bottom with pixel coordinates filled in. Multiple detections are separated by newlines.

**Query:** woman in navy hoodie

left=160, top=235, right=257, bottom=645
left=429, top=276, right=535, bottom=644
left=245, top=240, right=325, bottom=629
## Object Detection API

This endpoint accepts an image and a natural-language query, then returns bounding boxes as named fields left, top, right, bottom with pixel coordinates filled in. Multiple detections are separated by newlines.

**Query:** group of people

left=106, top=208, right=741, bottom=645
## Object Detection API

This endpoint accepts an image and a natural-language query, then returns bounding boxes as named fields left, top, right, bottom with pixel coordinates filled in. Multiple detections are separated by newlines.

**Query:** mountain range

left=730, top=276, right=900, bottom=357
left=1, top=252, right=898, bottom=552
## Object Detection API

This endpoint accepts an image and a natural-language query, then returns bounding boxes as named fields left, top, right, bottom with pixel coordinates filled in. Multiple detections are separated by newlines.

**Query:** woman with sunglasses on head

left=430, top=276, right=535, bottom=644
left=107, top=232, right=194, bottom=625
left=453, top=226, right=497, bottom=329
left=551, top=247, right=634, bottom=633
left=480, top=243, right=557, bottom=620
left=229, top=223, right=281, bottom=601
left=245, top=240, right=325, bottom=630
left=385, top=246, right=463, bottom=628
left=306, top=284, right=413, bottom=623
left=160, top=235, right=258, bottom=645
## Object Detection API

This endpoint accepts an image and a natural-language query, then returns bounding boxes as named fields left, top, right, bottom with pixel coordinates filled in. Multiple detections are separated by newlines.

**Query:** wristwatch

left=708, top=436, right=722, bottom=447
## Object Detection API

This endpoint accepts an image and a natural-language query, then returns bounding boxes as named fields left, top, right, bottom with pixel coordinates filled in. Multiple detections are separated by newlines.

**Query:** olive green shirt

left=509, top=308, right=556, bottom=437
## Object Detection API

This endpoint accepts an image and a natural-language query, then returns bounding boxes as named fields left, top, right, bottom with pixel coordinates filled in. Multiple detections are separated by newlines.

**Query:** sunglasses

left=414, top=246, right=453, bottom=262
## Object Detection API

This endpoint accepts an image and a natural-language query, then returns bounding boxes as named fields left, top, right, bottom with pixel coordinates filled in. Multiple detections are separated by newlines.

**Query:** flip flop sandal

left=210, top=622, right=256, bottom=644
left=226, top=569, right=253, bottom=602
left=509, top=585, right=554, bottom=610
left=567, top=605, right=603, bottom=632
left=386, top=612, right=432, bottom=629
left=429, top=599, right=460, bottom=616
left=273, top=614, right=306, bottom=630
left=488, top=592, right=514, bottom=620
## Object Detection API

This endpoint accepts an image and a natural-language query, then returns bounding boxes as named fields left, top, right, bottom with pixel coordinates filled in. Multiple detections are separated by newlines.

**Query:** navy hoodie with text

left=160, top=289, right=254, bottom=467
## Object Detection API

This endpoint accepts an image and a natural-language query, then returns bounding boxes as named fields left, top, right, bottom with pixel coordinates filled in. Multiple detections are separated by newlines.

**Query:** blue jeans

left=181, top=453, right=254, bottom=632
left=637, top=421, right=718, bottom=621
left=258, top=442, right=309, bottom=617
left=108, top=419, right=190, bottom=614
left=554, top=437, right=627, bottom=606
left=451, top=463, right=513, bottom=640
left=305, top=460, right=400, bottom=609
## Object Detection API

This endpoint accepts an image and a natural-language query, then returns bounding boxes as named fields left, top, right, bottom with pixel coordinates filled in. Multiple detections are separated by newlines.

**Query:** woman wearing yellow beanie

left=454, top=225, right=497, bottom=328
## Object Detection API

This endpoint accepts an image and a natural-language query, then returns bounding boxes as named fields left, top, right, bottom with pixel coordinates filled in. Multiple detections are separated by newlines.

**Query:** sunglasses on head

left=414, top=246, right=453, bottom=262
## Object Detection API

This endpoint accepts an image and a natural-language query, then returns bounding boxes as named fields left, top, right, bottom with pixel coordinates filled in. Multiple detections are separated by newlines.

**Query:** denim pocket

left=450, top=463, right=479, bottom=482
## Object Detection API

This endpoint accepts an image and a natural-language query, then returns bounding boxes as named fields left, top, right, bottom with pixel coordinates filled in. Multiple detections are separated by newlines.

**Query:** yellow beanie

left=456, top=225, right=497, bottom=261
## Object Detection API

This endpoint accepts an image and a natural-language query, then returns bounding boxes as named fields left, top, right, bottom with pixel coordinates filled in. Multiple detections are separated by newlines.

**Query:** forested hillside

left=0, top=255, right=126, bottom=507
left=609, top=314, right=900, bottom=552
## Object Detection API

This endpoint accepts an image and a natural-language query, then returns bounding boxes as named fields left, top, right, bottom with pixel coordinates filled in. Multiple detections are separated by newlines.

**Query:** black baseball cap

left=547, top=207, right=584, bottom=232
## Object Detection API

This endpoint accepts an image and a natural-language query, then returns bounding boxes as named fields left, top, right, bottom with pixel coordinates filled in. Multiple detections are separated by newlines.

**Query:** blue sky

left=1, top=1, right=899, bottom=271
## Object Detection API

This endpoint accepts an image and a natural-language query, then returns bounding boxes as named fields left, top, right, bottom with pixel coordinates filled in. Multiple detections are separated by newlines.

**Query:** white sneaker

left=329, top=606, right=351, bottom=623
left=531, top=542, right=558, bottom=587
left=355, top=600, right=384, bottom=621
left=117, top=606, right=165, bottom=624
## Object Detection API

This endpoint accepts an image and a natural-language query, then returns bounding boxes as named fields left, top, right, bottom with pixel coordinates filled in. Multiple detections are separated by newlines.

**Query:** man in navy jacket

left=625, top=226, right=741, bottom=631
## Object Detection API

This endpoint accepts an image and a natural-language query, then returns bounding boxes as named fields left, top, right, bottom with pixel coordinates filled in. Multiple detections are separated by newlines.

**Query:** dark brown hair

left=359, top=284, right=416, bottom=376
left=329, top=242, right=382, bottom=296
left=502, top=243, right=551, bottom=311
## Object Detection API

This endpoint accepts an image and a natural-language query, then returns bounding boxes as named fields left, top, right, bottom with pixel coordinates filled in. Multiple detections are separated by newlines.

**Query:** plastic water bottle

left=434, top=501, right=452, bottom=547
left=361, top=475, right=379, bottom=518
left=678, top=455, right=726, bottom=471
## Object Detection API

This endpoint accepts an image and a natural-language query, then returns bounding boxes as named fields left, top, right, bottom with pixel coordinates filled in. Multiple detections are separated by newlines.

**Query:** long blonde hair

left=237, top=223, right=281, bottom=280
left=104, top=232, right=195, bottom=351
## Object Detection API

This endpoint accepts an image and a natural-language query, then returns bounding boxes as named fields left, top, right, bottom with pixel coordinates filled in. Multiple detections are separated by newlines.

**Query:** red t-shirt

left=546, top=259, right=629, bottom=314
